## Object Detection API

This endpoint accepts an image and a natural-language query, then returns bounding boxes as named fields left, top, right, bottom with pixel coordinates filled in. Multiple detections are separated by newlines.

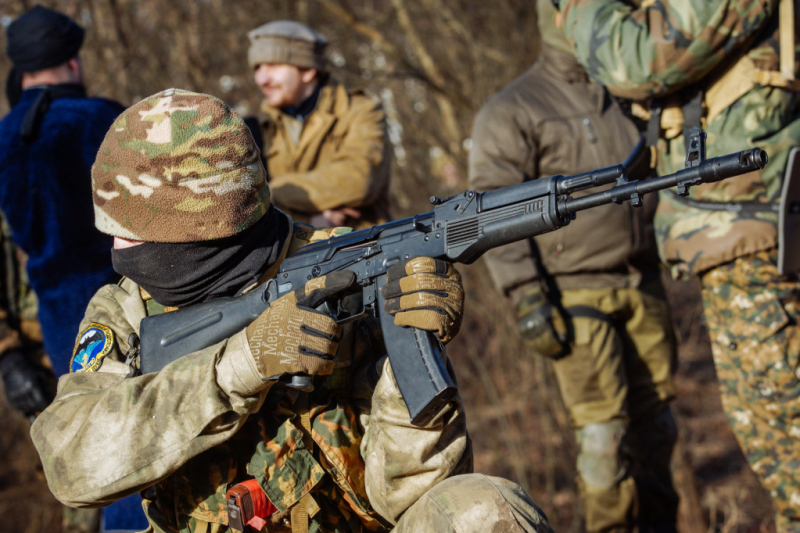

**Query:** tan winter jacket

left=468, top=45, right=660, bottom=302
left=30, top=222, right=470, bottom=532
left=262, top=78, right=392, bottom=229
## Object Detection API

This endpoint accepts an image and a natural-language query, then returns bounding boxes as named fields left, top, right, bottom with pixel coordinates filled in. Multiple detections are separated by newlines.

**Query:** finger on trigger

left=296, top=275, right=328, bottom=301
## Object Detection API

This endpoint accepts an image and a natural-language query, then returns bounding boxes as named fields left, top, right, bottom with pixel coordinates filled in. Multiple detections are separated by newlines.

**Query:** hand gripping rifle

left=138, top=129, right=767, bottom=424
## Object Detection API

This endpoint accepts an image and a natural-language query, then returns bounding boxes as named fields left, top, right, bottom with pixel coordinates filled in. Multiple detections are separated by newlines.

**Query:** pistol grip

left=375, top=276, right=457, bottom=425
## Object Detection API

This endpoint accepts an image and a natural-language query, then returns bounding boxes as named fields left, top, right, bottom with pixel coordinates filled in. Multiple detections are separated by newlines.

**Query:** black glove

left=516, top=284, right=569, bottom=359
left=0, top=350, right=55, bottom=418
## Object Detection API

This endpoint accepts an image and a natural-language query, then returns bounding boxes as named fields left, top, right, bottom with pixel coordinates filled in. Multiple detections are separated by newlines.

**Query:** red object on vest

left=226, top=479, right=277, bottom=531
left=241, top=479, right=276, bottom=530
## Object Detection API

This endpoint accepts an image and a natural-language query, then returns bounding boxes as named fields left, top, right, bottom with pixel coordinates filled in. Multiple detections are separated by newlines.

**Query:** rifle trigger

left=334, top=305, right=370, bottom=324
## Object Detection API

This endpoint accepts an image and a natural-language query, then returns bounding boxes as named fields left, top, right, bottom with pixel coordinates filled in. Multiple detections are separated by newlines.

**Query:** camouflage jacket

left=559, top=0, right=800, bottom=274
left=261, top=78, right=392, bottom=230
left=31, top=222, right=471, bottom=533
left=0, top=211, right=42, bottom=354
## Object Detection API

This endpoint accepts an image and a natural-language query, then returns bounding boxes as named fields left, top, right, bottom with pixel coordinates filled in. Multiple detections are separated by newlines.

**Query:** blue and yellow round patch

left=70, top=323, right=114, bottom=373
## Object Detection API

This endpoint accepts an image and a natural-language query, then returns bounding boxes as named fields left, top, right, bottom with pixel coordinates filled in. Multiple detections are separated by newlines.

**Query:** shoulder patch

left=70, top=323, right=114, bottom=373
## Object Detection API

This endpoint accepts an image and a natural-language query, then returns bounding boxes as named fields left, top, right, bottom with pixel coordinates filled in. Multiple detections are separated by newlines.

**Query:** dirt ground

left=0, top=275, right=776, bottom=533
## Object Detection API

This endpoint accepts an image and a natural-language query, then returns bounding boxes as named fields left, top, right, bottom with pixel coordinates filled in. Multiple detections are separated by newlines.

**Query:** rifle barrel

left=562, top=149, right=768, bottom=215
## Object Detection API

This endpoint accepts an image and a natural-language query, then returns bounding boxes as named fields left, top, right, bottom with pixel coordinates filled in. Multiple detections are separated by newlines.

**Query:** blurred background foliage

left=0, top=1, right=778, bottom=532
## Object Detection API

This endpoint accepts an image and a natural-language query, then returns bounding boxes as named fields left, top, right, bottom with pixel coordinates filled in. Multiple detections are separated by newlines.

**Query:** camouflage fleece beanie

left=92, top=88, right=270, bottom=243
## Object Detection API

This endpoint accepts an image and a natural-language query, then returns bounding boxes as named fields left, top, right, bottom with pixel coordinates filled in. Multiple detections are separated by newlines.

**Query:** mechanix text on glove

left=246, top=271, right=358, bottom=380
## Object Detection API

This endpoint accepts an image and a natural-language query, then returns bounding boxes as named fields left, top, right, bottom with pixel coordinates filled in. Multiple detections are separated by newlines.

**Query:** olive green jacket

left=468, top=45, right=659, bottom=302
left=262, top=79, right=392, bottom=230
left=31, top=223, right=470, bottom=532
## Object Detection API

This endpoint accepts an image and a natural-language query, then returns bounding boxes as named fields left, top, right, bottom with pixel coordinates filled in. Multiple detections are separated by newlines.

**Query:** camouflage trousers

left=700, top=249, right=800, bottom=533
left=392, top=474, right=554, bottom=533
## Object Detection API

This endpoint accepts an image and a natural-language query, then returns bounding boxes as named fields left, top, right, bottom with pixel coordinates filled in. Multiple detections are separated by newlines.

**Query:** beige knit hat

left=248, top=20, right=328, bottom=70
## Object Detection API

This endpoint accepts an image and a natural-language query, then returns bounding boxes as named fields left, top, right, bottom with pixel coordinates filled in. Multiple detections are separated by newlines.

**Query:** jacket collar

left=260, top=79, right=344, bottom=162
left=539, top=45, right=589, bottom=84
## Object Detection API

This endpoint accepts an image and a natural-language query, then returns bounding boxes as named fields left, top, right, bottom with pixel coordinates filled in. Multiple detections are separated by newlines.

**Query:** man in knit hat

left=248, top=20, right=391, bottom=230
left=31, top=88, right=554, bottom=533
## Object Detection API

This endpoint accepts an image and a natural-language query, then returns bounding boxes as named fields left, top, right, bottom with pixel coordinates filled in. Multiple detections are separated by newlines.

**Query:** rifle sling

left=565, top=305, right=613, bottom=323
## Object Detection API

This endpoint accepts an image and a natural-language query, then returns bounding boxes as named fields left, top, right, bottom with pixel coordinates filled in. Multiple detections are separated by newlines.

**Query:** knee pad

left=576, top=419, right=627, bottom=490
left=410, top=474, right=553, bottom=533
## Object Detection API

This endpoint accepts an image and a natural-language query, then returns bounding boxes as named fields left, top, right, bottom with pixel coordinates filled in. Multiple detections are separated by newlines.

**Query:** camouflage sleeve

left=31, top=283, right=270, bottom=508
left=269, top=97, right=388, bottom=213
left=468, top=97, right=542, bottom=300
left=558, top=0, right=776, bottom=99
left=0, top=212, right=22, bottom=355
left=361, top=356, right=471, bottom=524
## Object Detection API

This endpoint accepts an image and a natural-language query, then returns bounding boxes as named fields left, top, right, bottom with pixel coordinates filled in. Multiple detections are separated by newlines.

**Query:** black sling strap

left=20, top=83, right=86, bottom=144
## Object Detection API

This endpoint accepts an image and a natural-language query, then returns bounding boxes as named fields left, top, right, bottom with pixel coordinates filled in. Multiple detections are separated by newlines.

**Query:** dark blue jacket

left=0, top=88, right=124, bottom=376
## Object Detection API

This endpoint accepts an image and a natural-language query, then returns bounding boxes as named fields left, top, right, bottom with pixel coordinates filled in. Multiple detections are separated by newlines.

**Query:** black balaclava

left=111, top=205, right=289, bottom=308
left=5, top=5, right=85, bottom=108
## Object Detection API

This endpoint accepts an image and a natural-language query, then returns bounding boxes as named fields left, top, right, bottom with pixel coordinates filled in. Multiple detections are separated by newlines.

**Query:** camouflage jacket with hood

left=30, top=223, right=471, bottom=533
left=559, top=0, right=800, bottom=274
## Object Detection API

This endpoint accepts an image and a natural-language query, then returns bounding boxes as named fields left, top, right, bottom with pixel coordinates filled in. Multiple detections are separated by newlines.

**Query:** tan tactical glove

left=516, top=284, right=568, bottom=359
left=380, top=257, right=464, bottom=344
left=246, top=271, right=358, bottom=380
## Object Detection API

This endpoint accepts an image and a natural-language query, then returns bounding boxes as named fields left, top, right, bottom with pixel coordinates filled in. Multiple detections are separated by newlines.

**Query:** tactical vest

left=142, top=223, right=392, bottom=533
left=636, top=0, right=798, bottom=160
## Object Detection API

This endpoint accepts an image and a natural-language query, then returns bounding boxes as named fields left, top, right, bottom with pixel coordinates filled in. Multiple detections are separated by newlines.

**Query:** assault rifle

left=139, top=129, right=767, bottom=425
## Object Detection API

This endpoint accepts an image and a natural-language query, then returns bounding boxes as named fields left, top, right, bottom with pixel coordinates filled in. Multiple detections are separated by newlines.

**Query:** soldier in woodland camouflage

left=0, top=214, right=54, bottom=420
left=558, top=0, right=800, bottom=529
left=31, top=89, right=554, bottom=533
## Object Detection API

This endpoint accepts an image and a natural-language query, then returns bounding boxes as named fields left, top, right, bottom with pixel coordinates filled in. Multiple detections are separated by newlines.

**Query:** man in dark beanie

left=4, top=5, right=84, bottom=108
left=0, top=5, right=120, bottom=374
left=0, top=6, right=147, bottom=532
